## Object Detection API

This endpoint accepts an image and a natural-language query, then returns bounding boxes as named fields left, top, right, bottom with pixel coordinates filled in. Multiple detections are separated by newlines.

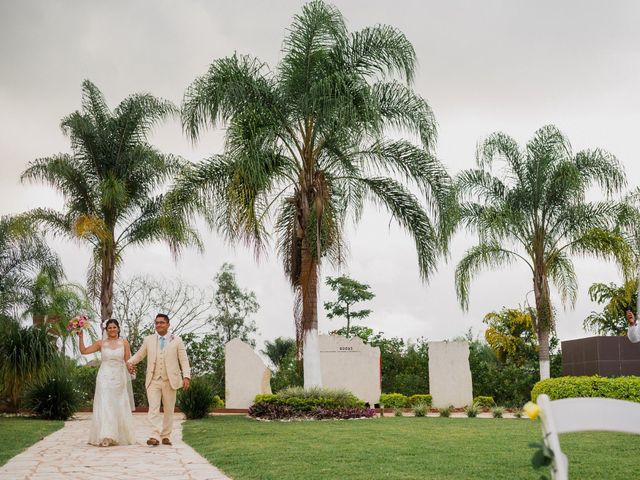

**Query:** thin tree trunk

left=300, top=242, right=322, bottom=388
left=100, top=242, right=115, bottom=322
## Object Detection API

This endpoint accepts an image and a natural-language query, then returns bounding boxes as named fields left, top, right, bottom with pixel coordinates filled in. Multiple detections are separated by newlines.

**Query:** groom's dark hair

left=155, top=313, right=170, bottom=323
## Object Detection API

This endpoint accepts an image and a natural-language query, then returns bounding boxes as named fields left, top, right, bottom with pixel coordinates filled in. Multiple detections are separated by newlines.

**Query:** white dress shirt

left=628, top=323, right=640, bottom=343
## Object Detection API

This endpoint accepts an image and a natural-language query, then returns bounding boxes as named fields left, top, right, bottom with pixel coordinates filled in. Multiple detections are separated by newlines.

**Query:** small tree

left=209, top=263, right=259, bottom=345
left=324, top=275, right=375, bottom=338
left=482, top=306, right=539, bottom=366
left=583, top=280, right=638, bottom=335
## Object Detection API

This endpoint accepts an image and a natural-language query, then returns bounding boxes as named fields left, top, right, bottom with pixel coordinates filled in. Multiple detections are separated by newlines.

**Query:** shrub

left=212, top=395, right=225, bottom=408
left=74, top=365, right=98, bottom=407
left=249, top=387, right=373, bottom=420
left=407, top=394, right=432, bottom=407
left=394, top=408, right=403, bottom=417
left=23, top=360, right=82, bottom=420
left=531, top=376, right=640, bottom=402
left=473, top=396, right=496, bottom=408
left=379, top=393, right=409, bottom=408
left=492, top=406, right=504, bottom=418
left=178, top=377, right=214, bottom=419
left=439, top=406, right=451, bottom=417
left=413, top=402, right=429, bottom=417
left=254, top=393, right=277, bottom=404
left=465, top=404, right=478, bottom=417
left=0, top=319, right=58, bottom=409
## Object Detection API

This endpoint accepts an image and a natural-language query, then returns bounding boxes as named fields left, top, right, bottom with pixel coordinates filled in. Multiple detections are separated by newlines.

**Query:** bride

left=78, top=318, right=136, bottom=446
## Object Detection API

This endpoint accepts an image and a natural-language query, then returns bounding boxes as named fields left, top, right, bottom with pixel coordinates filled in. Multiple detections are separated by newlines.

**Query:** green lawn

left=183, top=416, right=637, bottom=480
left=0, top=417, right=63, bottom=466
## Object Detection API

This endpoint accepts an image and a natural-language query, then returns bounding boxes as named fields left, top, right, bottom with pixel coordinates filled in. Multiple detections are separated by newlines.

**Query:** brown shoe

left=146, top=437, right=160, bottom=446
left=161, top=438, right=172, bottom=445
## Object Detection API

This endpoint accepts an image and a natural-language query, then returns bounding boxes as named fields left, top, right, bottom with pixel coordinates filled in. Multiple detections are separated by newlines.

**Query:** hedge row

left=531, top=376, right=640, bottom=403
left=379, top=393, right=432, bottom=408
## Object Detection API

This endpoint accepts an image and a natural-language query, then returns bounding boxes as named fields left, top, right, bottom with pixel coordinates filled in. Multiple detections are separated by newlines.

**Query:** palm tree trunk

left=100, top=242, right=115, bottom=322
left=533, top=266, right=552, bottom=380
left=300, top=243, right=322, bottom=388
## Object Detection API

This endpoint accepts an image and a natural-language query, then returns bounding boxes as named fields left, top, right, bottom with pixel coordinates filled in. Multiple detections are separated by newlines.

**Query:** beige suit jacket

left=129, top=334, right=191, bottom=390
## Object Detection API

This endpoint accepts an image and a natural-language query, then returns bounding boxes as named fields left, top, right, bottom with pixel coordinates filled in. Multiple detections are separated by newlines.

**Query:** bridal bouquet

left=67, top=314, right=89, bottom=333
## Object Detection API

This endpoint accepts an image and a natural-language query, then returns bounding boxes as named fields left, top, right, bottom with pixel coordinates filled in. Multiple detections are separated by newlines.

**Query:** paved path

left=0, top=413, right=231, bottom=480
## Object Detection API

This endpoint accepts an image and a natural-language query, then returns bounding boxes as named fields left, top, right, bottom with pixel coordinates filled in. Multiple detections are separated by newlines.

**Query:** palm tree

left=21, top=80, right=201, bottom=321
left=25, top=270, right=96, bottom=354
left=262, top=337, right=296, bottom=370
left=0, top=215, right=62, bottom=318
left=455, top=125, right=632, bottom=379
left=177, top=0, right=452, bottom=386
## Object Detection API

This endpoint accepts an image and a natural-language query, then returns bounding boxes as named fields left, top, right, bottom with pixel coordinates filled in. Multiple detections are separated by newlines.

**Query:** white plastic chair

left=537, top=394, right=640, bottom=480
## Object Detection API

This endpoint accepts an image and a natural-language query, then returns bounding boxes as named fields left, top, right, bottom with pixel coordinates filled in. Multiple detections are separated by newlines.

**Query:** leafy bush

left=438, top=406, right=451, bottom=417
left=23, top=360, right=82, bottom=420
left=393, top=408, right=403, bottom=417
left=212, top=395, right=225, bottom=408
left=0, top=319, right=58, bottom=409
left=379, top=393, right=409, bottom=408
left=254, top=393, right=277, bottom=403
left=492, top=406, right=504, bottom=418
left=465, top=404, right=478, bottom=417
left=248, top=387, right=373, bottom=420
left=531, top=376, right=640, bottom=402
left=413, top=402, right=429, bottom=417
left=473, top=396, right=496, bottom=408
left=407, top=394, right=432, bottom=407
left=269, top=348, right=303, bottom=393
left=177, top=377, right=214, bottom=419
left=468, top=337, right=562, bottom=407
left=74, top=365, right=98, bottom=406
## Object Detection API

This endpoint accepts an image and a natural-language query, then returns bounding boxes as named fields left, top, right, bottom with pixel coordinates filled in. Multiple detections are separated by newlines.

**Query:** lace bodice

left=100, top=340, right=125, bottom=364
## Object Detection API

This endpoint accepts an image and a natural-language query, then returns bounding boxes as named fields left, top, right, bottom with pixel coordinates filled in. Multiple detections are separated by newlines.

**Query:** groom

left=127, top=313, right=191, bottom=446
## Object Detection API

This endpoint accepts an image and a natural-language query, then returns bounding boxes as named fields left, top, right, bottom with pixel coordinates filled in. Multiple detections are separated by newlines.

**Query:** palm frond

left=455, top=243, right=529, bottom=310
left=546, top=251, right=578, bottom=307
left=358, top=177, right=440, bottom=281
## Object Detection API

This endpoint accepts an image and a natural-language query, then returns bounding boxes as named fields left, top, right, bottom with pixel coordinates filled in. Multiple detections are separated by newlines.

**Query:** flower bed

left=249, top=387, right=375, bottom=420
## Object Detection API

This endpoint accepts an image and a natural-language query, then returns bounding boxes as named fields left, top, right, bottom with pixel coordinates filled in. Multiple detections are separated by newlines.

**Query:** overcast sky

left=1, top=0, right=639, bottom=348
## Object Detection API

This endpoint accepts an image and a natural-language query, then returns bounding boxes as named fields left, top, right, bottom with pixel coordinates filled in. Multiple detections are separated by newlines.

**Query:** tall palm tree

left=177, top=0, right=452, bottom=386
left=455, top=125, right=632, bottom=379
left=21, top=80, right=201, bottom=321
left=0, top=215, right=62, bottom=318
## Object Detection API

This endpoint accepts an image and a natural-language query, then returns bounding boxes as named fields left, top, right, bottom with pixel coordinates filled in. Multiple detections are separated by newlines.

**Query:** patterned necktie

left=159, top=336, right=166, bottom=350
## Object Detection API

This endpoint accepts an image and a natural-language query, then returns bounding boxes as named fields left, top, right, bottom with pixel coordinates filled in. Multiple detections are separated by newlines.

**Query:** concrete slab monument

left=428, top=341, right=473, bottom=408
left=319, top=335, right=381, bottom=405
left=225, top=338, right=272, bottom=409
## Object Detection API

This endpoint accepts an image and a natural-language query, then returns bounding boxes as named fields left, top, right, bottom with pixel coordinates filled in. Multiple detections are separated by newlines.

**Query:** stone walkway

left=0, top=413, right=231, bottom=480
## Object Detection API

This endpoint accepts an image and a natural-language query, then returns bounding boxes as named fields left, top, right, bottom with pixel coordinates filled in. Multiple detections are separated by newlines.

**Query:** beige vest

left=152, top=337, right=168, bottom=380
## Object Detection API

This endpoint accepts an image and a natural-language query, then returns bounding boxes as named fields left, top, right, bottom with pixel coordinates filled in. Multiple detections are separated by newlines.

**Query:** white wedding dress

left=88, top=339, right=137, bottom=446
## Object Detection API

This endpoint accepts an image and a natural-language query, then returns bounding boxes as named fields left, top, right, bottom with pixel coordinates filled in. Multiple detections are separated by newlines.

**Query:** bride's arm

left=78, top=330, right=101, bottom=355
left=123, top=339, right=132, bottom=362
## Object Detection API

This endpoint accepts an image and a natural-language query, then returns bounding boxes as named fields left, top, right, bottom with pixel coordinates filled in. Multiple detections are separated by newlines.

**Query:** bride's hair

left=103, top=318, right=121, bottom=337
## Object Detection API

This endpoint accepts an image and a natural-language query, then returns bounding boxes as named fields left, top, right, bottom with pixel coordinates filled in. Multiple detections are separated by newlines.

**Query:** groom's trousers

left=147, top=377, right=177, bottom=440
